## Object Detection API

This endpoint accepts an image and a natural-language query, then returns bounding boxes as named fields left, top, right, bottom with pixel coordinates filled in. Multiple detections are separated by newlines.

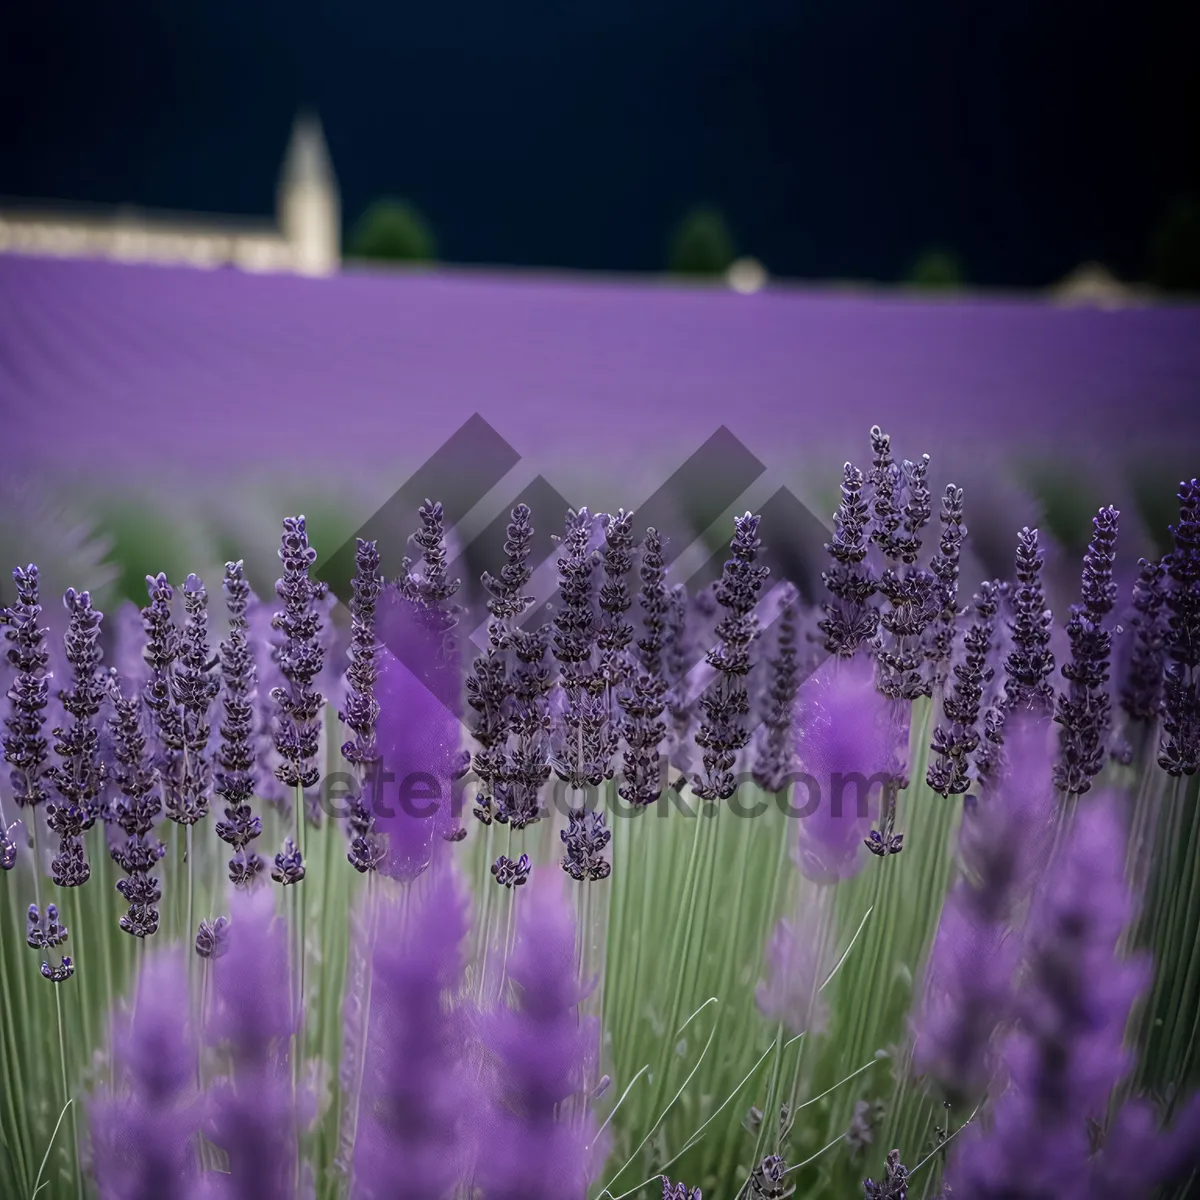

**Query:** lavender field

left=1, top=257, right=1199, bottom=1199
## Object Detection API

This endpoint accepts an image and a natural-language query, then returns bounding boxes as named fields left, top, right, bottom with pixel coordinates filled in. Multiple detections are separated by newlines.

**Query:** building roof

left=1, top=254, right=1197, bottom=488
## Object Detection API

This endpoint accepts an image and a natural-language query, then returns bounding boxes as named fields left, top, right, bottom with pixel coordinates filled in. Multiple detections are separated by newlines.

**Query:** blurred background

left=2, top=0, right=1199, bottom=290
left=0, top=0, right=1198, bottom=617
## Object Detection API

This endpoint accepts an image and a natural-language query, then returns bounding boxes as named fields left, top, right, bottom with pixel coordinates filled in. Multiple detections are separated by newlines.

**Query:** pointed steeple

left=277, top=111, right=341, bottom=276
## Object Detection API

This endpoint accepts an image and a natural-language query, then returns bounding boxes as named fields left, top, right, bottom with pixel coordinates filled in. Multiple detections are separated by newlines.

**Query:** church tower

left=277, top=112, right=340, bottom=276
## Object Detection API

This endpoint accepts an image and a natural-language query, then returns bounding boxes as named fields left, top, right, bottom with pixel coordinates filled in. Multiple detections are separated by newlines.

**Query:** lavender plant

left=2, top=446, right=1199, bottom=1200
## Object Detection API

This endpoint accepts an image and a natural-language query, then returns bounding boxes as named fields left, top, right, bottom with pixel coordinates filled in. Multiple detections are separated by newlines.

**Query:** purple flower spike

left=1159, top=478, right=1200, bottom=775
left=350, top=867, right=472, bottom=1199
left=695, top=512, right=770, bottom=800
left=1120, top=557, right=1167, bottom=725
left=945, top=798, right=1153, bottom=1198
left=340, top=539, right=383, bottom=771
left=820, top=462, right=879, bottom=659
left=1003, top=526, right=1056, bottom=715
left=215, top=562, right=265, bottom=888
left=1055, top=506, right=1119, bottom=794
left=371, top=587, right=462, bottom=881
left=913, top=718, right=1058, bottom=1103
left=753, top=584, right=801, bottom=794
left=271, top=515, right=328, bottom=803
left=2, top=564, right=53, bottom=811
left=108, top=676, right=166, bottom=938
left=475, top=873, right=606, bottom=1200
left=88, top=949, right=200, bottom=1200
left=793, top=657, right=900, bottom=883
left=0, top=821, right=15, bottom=870
left=203, top=886, right=309, bottom=1200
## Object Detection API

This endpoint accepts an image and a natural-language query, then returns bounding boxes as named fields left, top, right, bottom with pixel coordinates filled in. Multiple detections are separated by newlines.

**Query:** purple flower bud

left=271, top=837, right=305, bottom=886
left=560, top=808, right=612, bottom=882
left=491, top=853, right=531, bottom=888
left=195, top=914, right=230, bottom=959
left=662, top=1177, right=702, bottom=1200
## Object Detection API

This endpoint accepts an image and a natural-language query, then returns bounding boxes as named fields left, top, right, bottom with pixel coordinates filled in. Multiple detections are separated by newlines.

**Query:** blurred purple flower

left=945, top=798, right=1152, bottom=1197
left=202, top=886, right=309, bottom=1200
left=88, top=949, right=200, bottom=1200
left=755, top=890, right=832, bottom=1037
left=474, top=873, right=606, bottom=1200
left=372, top=586, right=461, bottom=881
left=793, top=656, right=900, bottom=883
left=913, top=718, right=1058, bottom=1102
left=350, top=866, right=472, bottom=1199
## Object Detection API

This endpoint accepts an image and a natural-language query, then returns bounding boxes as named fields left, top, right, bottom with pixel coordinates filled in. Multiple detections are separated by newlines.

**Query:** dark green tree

left=908, top=247, right=964, bottom=289
left=349, top=198, right=437, bottom=263
left=668, top=206, right=735, bottom=276
left=1151, top=199, right=1200, bottom=292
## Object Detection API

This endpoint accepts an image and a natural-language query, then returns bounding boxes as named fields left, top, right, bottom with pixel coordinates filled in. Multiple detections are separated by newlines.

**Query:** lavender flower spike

left=913, top=718, right=1058, bottom=1104
left=351, top=866, right=472, bottom=1199
left=819, top=462, right=879, bottom=658
left=203, top=885, right=311, bottom=1200
left=3, top=564, right=52, bottom=811
left=46, top=586, right=107, bottom=887
left=794, top=656, right=899, bottom=883
left=1003, top=526, right=1056, bottom=715
left=475, top=873, right=607, bottom=1199
left=1159, top=478, right=1200, bottom=775
left=271, top=515, right=328, bottom=792
left=214, top=562, right=265, bottom=888
left=1120, top=556, right=1167, bottom=725
left=752, top=582, right=800, bottom=793
left=271, top=515, right=328, bottom=881
left=1055, top=505, right=1119, bottom=794
left=88, top=949, right=200, bottom=1200
left=945, top=798, right=1152, bottom=1197
left=340, top=539, right=382, bottom=770
left=108, top=677, right=166, bottom=939
left=694, top=512, right=769, bottom=801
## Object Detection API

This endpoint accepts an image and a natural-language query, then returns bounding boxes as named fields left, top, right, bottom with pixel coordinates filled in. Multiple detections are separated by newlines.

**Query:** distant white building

left=0, top=113, right=341, bottom=276
left=1050, top=262, right=1145, bottom=309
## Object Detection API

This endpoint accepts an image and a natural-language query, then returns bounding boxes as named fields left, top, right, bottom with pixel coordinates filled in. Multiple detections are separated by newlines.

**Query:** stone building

left=0, top=113, right=340, bottom=276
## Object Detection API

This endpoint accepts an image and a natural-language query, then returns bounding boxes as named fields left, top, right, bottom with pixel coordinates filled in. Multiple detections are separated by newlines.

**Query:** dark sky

left=2, top=0, right=1197, bottom=285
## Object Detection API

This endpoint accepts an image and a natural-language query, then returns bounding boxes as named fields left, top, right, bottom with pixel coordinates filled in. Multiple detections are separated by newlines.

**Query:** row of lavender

left=1, top=423, right=1198, bottom=1198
